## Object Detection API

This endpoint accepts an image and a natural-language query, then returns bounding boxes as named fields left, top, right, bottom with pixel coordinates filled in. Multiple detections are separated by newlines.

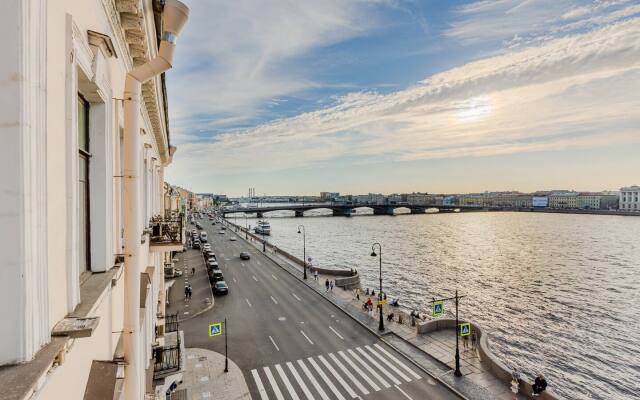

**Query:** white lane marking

left=318, top=355, right=358, bottom=398
left=356, top=347, right=401, bottom=385
left=292, top=293, right=301, bottom=301
left=269, top=336, right=280, bottom=352
left=329, top=326, right=344, bottom=340
left=245, top=298, right=252, bottom=308
left=365, top=345, right=412, bottom=382
left=264, top=367, right=285, bottom=400
left=271, top=274, right=278, bottom=281
left=251, top=369, right=269, bottom=400
left=395, top=385, right=414, bottom=400
left=253, top=275, right=258, bottom=282
left=337, top=351, right=379, bottom=392
left=373, top=344, right=422, bottom=380
left=297, top=360, right=330, bottom=400
left=286, top=362, right=315, bottom=400
left=257, top=260, right=262, bottom=265
left=270, top=296, right=279, bottom=305
left=275, top=364, right=300, bottom=400
left=300, top=330, right=314, bottom=345
left=348, top=349, right=390, bottom=389
left=307, top=357, right=345, bottom=400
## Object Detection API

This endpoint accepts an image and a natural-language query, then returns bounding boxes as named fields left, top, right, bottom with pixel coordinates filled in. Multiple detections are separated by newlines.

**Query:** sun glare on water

left=455, top=95, right=493, bottom=123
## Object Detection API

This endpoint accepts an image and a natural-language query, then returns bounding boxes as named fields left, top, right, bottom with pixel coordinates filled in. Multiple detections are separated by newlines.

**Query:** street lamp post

left=297, top=225, right=307, bottom=280
left=431, top=291, right=465, bottom=377
left=370, top=243, right=384, bottom=331
left=244, top=213, right=248, bottom=239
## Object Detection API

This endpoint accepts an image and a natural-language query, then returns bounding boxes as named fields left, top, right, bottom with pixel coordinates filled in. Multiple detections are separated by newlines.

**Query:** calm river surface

left=229, top=209, right=640, bottom=399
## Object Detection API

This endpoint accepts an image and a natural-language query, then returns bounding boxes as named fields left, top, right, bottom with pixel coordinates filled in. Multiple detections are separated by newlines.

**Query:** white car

left=230, top=237, right=237, bottom=241
left=218, top=230, right=225, bottom=234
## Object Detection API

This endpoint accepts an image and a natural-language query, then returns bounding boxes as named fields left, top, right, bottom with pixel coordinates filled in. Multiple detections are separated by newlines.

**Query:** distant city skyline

left=166, top=0, right=640, bottom=195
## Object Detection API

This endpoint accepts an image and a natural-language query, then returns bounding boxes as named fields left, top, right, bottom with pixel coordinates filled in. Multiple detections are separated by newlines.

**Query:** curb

left=227, top=220, right=469, bottom=400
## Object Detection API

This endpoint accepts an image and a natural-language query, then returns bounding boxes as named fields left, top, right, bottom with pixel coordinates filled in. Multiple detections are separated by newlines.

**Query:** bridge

left=222, top=203, right=485, bottom=217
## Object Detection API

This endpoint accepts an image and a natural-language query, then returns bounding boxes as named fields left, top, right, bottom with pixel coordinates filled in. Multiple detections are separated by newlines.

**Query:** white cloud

left=167, top=16, right=640, bottom=184
left=167, top=0, right=384, bottom=122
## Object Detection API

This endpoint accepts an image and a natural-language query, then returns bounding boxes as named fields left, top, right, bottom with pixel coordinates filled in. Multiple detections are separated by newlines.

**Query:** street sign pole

left=224, top=317, right=228, bottom=373
left=430, top=291, right=465, bottom=378
left=454, top=290, right=461, bottom=377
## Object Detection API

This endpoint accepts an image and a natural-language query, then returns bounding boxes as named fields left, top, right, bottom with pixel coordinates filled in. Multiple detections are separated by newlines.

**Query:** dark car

left=192, top=240, right=201, bottom=249
left=213, top=281, right=229, bottom=295
left=203, top=249, right=214, bottom=259
left=240, top=252, right=250, bottom=260
left=207, top=260, right=219, bottom=269
left=196, top=223, right=202, bottom=230
left=208, top=269, right=224, bottom=283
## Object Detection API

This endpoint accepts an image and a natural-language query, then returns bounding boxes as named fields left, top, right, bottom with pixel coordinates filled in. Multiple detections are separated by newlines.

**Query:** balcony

left=149, top=215, right=185, bottom=252
left=165, top=313, right=179, bottom=333
left=153, top=331, right=183, bottom=380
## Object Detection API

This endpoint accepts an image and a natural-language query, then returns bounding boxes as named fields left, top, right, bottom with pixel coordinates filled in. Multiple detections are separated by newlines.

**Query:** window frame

left=78, top=93, right=92, bottom=272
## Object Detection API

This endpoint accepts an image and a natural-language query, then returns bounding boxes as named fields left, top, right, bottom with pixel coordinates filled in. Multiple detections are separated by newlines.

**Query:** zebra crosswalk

left=251, top=343, right=422, bottom=400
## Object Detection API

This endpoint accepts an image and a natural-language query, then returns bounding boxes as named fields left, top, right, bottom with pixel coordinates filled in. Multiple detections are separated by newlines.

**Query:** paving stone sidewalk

left=166, top=247, right=214, bottom=321
left=176, top=348, right=250, bottom=400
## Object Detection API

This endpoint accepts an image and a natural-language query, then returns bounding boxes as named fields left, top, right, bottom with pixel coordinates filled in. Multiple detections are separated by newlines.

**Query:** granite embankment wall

left=229, top=222, right=361, bottom=289
left=418, top=319, right=557, bottom=400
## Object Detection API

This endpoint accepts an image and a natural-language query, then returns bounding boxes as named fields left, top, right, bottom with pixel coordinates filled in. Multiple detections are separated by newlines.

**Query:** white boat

left=254, top=220, right=271, bottom=235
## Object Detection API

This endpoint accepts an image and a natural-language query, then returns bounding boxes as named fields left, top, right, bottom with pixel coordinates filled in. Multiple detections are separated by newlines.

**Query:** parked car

left=208, top=269, right=224, bottom=283
left=203, top=250, right=214, bottom=259
left=200, top=231, right=208, bottom=242
left=192, top=240, right=201, bottom=249
left=230, top=237, right=237, bottom=241
left=196, top=223, right=202, bottom=230
left=202, top=243, right=211, bottom=251
left=207, top=260, right=219, bottom=269
left=213, top=281, right=229, bottom=295
left=240, top=252, right=250, bottom=260
left=218, top=230, right=225, bottom=235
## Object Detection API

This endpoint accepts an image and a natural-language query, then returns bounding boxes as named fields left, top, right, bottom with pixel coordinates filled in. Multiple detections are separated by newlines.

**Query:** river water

left=228, top=209, right=640, bottom=399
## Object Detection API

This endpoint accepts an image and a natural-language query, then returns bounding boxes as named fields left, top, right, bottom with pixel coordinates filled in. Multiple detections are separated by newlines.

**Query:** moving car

left=218, top=230, right=225, bottom=234
left=240, top=252, right=250, bottom=260
left=200, top=231, right=208, bottom=242
left=213, top=281, right=229, bottom=295
left=230, top=237, right=237, bottom=241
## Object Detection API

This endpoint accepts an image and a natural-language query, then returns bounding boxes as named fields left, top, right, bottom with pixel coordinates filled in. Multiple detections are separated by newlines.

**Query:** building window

left=78, top=94, right=91, bottom=271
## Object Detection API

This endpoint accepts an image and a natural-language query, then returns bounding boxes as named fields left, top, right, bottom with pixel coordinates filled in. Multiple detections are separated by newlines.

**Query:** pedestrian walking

left=463, top=333, right=469, bottom=351
left=471, top=331, right=477, bottom=352
left=314, top=270, right=318, bottom=281
left=330, top=280, right=334, bottom=292
left=184, top=285, right=189, bottom=300
left=188, top=285, right=193, bottom=300
left=191, top=266, right=195, bottom=276
left=356, top=289, right=360, bottom=301
left=325, top=279, right=330, bottom=293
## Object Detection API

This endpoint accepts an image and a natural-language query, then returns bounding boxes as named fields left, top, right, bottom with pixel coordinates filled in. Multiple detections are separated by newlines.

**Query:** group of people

left=325, top=279, right=335, bottom=292
left=511, top=370, right=548, bottom=398
left=183, top=284, right=193, bottom=300
left=461, top=329, right=478, bottom=352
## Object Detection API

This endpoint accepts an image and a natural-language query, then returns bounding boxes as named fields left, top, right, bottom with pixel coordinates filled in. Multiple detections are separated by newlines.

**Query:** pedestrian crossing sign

left=459, top=322, right=471, bottom=337
left=432, top=301, right=444, bottom=317
left=208, top=322, right=223, bottom=337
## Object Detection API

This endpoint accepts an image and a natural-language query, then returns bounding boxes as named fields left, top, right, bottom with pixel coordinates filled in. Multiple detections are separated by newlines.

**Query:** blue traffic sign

left=209, top=322, right=223, bottom=337
left=432, top=301, right=445, bottom=317
left=459, top=322, right=471, bottom=337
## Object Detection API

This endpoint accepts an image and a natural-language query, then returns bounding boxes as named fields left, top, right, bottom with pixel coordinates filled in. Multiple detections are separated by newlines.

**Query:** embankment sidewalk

left=176, top=348, right=250, bottom=400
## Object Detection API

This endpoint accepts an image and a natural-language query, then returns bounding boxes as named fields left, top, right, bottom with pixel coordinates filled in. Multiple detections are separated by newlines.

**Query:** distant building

left=576, top=193, right=619, bottom=210
left=620, top=186, right=640, bottom=212
left=549, top=192, right=578, bottom=209
left=320, top=192, right=340, bottom=201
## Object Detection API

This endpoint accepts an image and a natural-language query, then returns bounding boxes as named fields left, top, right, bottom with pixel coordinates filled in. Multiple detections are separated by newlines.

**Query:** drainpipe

left=123, top=1, right=189, bottom=399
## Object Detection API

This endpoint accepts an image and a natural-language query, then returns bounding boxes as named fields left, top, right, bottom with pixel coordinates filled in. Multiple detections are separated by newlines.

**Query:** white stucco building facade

left=620, top=186, right=640, bottom=212
left=0, top=0, right=188, bottom=399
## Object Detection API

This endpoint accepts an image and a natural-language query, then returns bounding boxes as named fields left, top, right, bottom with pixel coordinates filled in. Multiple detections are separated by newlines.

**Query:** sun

left=455, top=95, right=493, bottom=123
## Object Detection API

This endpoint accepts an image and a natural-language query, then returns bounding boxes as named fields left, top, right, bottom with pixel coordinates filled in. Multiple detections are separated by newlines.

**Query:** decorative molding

left=87, top=30, right=117, bottom=59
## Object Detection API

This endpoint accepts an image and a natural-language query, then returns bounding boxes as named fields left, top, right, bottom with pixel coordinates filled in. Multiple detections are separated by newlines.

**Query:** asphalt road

left=181, top=217, right=460, bottom=400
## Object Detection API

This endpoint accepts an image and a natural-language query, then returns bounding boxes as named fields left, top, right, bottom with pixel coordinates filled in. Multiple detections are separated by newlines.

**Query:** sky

left=165, top=0, right=640, bottom=196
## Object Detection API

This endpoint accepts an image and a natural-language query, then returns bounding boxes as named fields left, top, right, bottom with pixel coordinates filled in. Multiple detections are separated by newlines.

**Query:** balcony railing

left=165, top=313, right=179, bottom=333
left=149, top=215, right=184, bottom=246
left=153, top=334, right=181, bottom=380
